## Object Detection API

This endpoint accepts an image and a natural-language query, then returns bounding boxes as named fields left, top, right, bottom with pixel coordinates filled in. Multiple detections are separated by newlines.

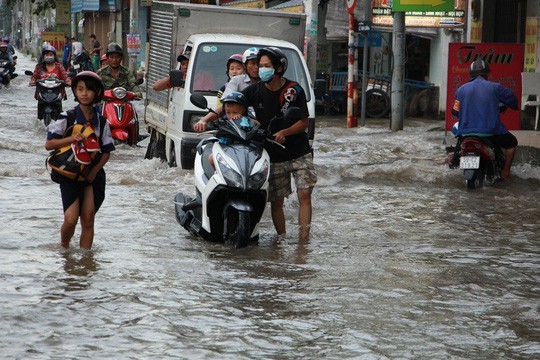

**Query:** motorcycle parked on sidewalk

left=25, top=70, right=66, bottom=126
left=99, top=78, right=143, bottom=146
left=174, top=92, right=301, bottom=248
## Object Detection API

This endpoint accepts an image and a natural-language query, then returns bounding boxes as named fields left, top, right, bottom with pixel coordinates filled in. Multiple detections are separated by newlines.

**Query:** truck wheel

left=145, top=131, right=157, bottom=159
left=168, top=142, right=177, bottom=167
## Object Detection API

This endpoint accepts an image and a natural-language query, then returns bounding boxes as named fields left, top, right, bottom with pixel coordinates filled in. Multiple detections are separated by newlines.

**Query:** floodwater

left=1, top=52, right=539, bottom=359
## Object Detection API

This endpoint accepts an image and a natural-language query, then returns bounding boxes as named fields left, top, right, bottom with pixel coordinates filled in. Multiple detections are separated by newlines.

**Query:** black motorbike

left=26, top=70, right=66, bottom=126
left=0, top=55, right=18, bottom=88
left=70, top=51, right=93, bottom=76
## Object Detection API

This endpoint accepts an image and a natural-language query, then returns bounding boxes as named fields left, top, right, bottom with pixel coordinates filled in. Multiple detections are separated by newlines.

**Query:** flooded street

left=1, top=52, right=539, bottom=358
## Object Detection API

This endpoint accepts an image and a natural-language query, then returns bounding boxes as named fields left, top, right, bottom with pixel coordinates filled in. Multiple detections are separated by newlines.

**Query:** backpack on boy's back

left=46, top=109, right=104, bottom=183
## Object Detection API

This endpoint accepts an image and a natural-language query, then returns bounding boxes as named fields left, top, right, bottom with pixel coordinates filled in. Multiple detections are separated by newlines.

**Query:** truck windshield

left=190, top=43, right=311, bottom=102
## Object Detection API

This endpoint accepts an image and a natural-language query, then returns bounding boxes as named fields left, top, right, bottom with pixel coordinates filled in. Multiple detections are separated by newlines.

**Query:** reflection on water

left=61, top=249, right=98, bottom=291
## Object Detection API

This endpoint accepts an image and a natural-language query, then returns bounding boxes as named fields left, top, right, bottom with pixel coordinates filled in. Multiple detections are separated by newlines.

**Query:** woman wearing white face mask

left=29, top=44, right=72, bottom=101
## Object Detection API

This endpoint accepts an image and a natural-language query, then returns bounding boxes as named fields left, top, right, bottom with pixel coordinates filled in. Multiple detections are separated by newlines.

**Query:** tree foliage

left=5, top=0, right=56, bottom=15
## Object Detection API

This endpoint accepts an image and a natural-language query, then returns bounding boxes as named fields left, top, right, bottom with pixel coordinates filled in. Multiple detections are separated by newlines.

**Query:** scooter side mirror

left=284, top=106, right=302, bottom=122
left=190, top=93, right=208, bottom=110
left=169, top=69, right=185, bottom=88
left=13, top=56, right=18, bottom=60
left=136, top=78, right=144, bottom=85
left=25, top=70, right=33, bottom=76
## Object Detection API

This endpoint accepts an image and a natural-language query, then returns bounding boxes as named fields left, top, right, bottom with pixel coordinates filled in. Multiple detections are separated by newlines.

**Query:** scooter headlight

left=247, top=159, right=269, bottom=190
left=113, top=87, right=127, bottom=100
left=216, top=153, right=243, bottom=188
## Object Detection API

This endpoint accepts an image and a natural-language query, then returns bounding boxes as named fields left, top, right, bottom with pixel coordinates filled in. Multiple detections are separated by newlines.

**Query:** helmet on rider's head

left=71, top=71, right=105, bottom=103
left=106, top=42, right=123, bottom=58
left=242, top=47, right=259, bottom=64
left=470, top=59, right=490, bottom=77
left=221, top=91, right=248, bottom=109
left=257, top=47, right=288, bottom=76
left=42, top=44, right=57, bottom=56
left=226, top=53, right=243, bottom=76
left=2, top=36, right=10, bottom=43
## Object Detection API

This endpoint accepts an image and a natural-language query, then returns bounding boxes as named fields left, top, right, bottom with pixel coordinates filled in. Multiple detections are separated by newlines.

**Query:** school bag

left=46, top=110, right=105, bottom=183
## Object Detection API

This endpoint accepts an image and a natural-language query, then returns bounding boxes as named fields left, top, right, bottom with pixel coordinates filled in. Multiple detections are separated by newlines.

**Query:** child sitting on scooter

left=208, top=91, right=259, bottom=169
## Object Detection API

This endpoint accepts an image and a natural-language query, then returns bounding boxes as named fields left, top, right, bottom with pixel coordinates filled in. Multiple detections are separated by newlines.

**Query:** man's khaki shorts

left=268, top=153, right=317, bottom=202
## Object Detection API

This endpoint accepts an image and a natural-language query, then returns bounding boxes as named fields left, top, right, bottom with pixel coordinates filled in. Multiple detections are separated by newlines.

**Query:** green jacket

left=97, top=65, right=141, bottom=94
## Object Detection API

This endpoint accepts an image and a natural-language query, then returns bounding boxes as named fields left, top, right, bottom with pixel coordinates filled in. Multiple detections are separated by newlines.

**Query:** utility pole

left=128, top=0, right=139, bottom=74
left=391, top=11, right=405, bottom=131
left=304, top=0, right=318, bottom=83
left=346, top=0, right=357, bottom=128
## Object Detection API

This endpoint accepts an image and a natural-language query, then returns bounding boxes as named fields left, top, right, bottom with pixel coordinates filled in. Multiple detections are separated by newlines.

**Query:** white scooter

left=174, top=91, right=301, bottom=248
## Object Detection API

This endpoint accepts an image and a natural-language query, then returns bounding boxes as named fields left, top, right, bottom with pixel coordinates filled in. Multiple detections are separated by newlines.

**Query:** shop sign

left=372, top=0, right=466, bottom=28
left=126, top=34, right=141, bottom=54
left=446, top=43, right=525, bottom=131
left=524, top=17, right=539, bottom=72
left=56, top=0, right=71, bottom=25
left=393, top=0, right=453, bottom=12
left=42, top=32, right=67, bottom=58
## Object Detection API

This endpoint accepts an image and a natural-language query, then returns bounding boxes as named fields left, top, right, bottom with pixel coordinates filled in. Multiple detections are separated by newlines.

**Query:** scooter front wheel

left=43, top=112, right=51, bottom=127
left=226, top=210, right=251, bottom=248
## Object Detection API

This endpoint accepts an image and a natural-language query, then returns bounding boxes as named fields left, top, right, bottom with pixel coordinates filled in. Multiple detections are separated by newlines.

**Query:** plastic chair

left=521, top=72, right=540, bottom=130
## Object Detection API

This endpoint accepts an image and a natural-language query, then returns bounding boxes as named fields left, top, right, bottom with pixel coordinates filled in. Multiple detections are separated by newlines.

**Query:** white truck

left=143, top=1, right=315, bottom=168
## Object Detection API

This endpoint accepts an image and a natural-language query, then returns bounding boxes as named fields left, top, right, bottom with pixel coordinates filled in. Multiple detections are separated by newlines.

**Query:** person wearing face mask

left=29, top=44, right=71, bottom=100
left=194, top=47, right=316, bottom=241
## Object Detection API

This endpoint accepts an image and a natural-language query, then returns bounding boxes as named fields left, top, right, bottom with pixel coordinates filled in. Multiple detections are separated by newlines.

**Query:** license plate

left=74, top=64, right=80, bottom=69
left=460, top=156, right=480, bottom=169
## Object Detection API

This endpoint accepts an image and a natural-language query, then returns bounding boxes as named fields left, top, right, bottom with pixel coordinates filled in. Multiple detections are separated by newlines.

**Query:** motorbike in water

left=70, top=51, right=93, bottom=76
left=448, top=104, right=508, bottom=189
left=25, top=70, right=66, bottom=126
left=174, top=92, right=301, bottom=248
left=456, top=136, right=505, bottom=189
left=99, top=78, right=143, bottom=145
left=0, top=55, right=17, bottom=88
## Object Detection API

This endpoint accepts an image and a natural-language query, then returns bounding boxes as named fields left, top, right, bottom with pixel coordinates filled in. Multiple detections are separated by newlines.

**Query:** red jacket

left=30, top=62, right=71, bottom=100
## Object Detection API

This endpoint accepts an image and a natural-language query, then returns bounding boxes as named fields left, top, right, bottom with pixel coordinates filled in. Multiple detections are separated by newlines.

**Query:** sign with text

left=372, top=0, right=466, bottom=28
left=126, top=34, right=141, bottom=54
left=446, top=43, right=525, bottom=131
left=524, top=17, right=538, bottom=72
left=42, top=32, right=67, bottom=58
left=56, top=0, right=71, bottom=25
left=393, top=0, right=454, bottom=12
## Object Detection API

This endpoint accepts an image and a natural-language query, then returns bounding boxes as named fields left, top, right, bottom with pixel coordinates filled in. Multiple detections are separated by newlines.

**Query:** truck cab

left=144, top=2, right=315, bottom=169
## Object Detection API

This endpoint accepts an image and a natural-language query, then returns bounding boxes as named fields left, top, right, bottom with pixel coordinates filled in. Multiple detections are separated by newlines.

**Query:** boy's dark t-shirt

left=242, top=79, right=310, bottom=163
left=93, top=40, right=101, bottom=56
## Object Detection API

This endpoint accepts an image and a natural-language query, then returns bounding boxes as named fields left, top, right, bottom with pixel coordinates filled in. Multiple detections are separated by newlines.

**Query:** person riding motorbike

left=2, top=36, right=16, bottom=56
left=97, top=43, right=144, bottom=141
left=97, top=42, right=142, bottom=98
left=29, top=44, right=71, bottom=100
left=0, top=41, right=17, bottom=80
left=451, top=59, right=518, bottom=180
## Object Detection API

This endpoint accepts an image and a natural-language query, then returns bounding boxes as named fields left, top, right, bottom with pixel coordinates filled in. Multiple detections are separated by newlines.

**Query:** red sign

left=347, top=0, right=357, bottom=14
left=446, top=43, right=525, bottom=130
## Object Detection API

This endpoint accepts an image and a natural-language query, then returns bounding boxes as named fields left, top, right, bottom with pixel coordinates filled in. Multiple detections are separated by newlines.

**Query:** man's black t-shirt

left=242, top=79, right=311, bottom=163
